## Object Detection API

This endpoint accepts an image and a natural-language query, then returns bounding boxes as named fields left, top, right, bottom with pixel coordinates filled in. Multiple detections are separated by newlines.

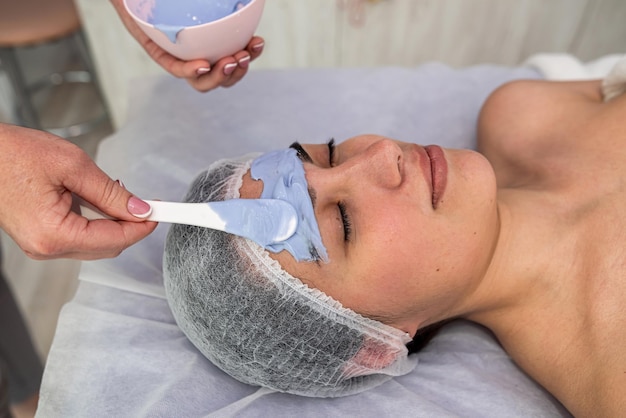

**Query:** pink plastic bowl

left=123, top=0, right=265, bottom=63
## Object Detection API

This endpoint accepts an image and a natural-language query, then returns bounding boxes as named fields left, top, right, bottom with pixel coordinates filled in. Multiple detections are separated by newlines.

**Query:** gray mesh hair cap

left=163, top=154, right=417, bottom=397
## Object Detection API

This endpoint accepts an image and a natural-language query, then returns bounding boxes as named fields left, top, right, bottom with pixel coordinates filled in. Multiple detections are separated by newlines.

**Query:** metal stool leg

left=31, top=31, right=108, bottom=138
left=0, top=48, right=41, bottom=130
left=0, top=31, right=109, bottom=138
left=74, top=31, right=96, bottom=81
left=73, top=30, right=110, bottom=123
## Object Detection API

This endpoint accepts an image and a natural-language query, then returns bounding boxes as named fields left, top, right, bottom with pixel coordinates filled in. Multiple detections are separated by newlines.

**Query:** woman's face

left=239, top=134, right=499, bottom=336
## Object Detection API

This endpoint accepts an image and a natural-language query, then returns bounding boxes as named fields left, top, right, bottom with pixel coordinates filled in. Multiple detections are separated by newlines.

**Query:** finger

left=186, top=37, right=263, bottom=90
left=187, top=56, right=239, bottom=92
left=141, top=40, right=213, bottom=79
left=70, top=216, right=158, bottom=260
left=246, top=36, right=265, bottom=61
left=60, top=155, right=152, bottom=222
left=218, top=51, right=251, bottom=84
left=27, top=214, right=157, bottom=260
left=234, top=50, right=251, bottom=71
left=110, top=1, right=212, bottom=80
left=175, top=36, right=263, bottom=80
left=218, top=51, right=252, bottom=87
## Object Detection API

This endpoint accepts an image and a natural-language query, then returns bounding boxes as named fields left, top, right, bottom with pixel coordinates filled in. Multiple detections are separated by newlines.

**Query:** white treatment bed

left=37, top=61, right=586, bottom=417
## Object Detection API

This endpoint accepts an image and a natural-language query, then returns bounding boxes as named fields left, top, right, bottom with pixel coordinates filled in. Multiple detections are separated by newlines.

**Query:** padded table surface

left=38, top=64, right=571, bottom=417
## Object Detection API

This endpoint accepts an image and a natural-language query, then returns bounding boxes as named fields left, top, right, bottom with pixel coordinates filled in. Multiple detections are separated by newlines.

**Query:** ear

left=350, top=336, right=405, bottom=371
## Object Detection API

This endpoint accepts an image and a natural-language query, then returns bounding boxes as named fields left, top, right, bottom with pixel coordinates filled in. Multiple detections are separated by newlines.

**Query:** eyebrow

left=289, top=141, right=313, bottom=163
left=289, top=141, right=317, bottom=208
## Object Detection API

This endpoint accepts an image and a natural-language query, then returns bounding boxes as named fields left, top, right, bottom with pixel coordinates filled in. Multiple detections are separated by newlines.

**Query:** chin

left=443, top=148, right=497, bottom=209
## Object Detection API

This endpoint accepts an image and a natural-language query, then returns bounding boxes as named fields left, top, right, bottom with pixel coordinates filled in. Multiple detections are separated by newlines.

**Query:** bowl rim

left=123, top=0, right=263, bottom=30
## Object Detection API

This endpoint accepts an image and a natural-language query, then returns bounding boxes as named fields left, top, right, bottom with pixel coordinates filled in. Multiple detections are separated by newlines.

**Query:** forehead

left=238, top=163, right=325, bottom=283
left=239, top=170, right=263, bottom=199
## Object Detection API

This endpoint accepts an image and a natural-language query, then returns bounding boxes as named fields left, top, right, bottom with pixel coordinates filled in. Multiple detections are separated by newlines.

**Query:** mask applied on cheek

left=250, top=149, right=328, bottom=262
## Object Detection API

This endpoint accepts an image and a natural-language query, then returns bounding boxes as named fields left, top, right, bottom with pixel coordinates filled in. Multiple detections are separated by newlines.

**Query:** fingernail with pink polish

left=223, top=63, right=237, bottom=76
left=196, top=67, right=211, bottom=75
left=128, top=196, right=152, bottom=218
left=252, top=42, right=264, bottom=52
left=238, top=56, right=250, bottom=69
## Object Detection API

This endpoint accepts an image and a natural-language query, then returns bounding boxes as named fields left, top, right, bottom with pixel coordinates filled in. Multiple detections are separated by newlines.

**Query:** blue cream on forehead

left=249, top=149, right=328, bottom=262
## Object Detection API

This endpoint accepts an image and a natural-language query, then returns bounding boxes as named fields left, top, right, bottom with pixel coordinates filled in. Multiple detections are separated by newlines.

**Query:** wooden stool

left=0, top=0, right=107, bottom=137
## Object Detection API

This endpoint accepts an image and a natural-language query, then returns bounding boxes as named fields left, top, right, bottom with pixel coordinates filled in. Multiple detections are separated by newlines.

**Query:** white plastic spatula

left=144, top=199, right=298, bottom=245
left=79, top=198, right=298, bottom=246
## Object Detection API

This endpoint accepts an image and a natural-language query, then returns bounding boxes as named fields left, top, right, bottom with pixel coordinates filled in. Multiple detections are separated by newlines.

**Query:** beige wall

left=76, top=0, right=626, bottom=128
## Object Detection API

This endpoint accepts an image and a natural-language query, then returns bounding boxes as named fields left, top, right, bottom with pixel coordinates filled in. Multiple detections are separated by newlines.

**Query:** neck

left=461, top=187, right=580, bottom=332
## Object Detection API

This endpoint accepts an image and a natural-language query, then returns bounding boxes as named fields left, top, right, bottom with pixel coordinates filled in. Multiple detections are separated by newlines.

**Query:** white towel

left=524, top=52, right=626, bottom=102
left=602, top=55, right=626, bottom=102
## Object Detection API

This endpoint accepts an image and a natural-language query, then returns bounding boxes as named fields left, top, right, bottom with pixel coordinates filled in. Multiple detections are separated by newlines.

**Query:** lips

left=424, top=145, right=448, bottom=209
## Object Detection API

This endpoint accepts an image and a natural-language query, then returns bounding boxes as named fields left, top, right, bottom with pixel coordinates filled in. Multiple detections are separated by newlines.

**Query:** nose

left=310, top=138, right=403, bottom=192
left=353, top=139, right=403, bottom=188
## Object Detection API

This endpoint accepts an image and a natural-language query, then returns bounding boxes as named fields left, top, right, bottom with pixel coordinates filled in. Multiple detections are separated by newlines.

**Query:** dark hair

left=406, top=320, right=452, bottom=354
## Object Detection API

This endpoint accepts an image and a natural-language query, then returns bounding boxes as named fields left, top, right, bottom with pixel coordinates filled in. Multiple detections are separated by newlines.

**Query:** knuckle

left=57, top=143, right=92, bottom=177
left=64, top=141, right=89, bottom=163
left=24, top=237, right=60, bottom=259
left=99, top=179, right=124, bottom=209
left=234, top=51, right=248, bottom=61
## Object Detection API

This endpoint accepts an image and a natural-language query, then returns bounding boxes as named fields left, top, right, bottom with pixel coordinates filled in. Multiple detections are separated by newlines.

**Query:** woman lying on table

left=164, top=70, right=626, bottom=417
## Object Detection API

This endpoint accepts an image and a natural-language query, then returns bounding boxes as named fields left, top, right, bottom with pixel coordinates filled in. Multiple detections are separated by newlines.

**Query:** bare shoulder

left=476, top=79, right=605, bottom=187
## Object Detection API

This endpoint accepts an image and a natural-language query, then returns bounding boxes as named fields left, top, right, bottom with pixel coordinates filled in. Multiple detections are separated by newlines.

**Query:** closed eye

left=338, top=201, right=352, bottom=242
left=327, top=138, right=336, bottom=167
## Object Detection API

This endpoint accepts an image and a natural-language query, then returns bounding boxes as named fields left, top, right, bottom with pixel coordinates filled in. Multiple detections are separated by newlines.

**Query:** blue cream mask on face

left=149, top=0, right=251, bottom=43
left=250, top=149, right=329, bottom=263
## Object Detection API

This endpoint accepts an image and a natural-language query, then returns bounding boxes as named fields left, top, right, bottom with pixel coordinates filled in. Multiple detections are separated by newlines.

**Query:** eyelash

left=327, top=138, right=336, bottom=167
left=338, top=201, right=352, bottom=242
left=293, top=143, right=308, bottom=161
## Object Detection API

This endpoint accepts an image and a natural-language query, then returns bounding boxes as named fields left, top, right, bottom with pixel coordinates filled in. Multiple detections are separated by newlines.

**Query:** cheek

left=354, top=219, right=431, bottom=287
left=363, top=208, right=494, bottom=287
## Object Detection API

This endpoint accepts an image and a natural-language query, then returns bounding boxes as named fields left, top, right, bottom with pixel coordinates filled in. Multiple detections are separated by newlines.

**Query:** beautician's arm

left=0, top=123, right=157, bottom=260
left=109, top=0, right=265, bottom=92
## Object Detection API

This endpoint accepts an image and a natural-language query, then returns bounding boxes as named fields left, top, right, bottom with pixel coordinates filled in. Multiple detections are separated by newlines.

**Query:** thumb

left=63, top=160, right=152, bottom=221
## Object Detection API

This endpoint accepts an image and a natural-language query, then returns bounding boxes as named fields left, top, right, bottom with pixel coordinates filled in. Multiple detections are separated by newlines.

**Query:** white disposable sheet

left=38, top=63, right=574, bottom=417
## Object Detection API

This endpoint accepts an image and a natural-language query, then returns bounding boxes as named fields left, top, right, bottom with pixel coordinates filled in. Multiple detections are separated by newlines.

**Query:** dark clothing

left=0, top=362, right=11, bottom=417
left=0, top=244, right=43, bottom=405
